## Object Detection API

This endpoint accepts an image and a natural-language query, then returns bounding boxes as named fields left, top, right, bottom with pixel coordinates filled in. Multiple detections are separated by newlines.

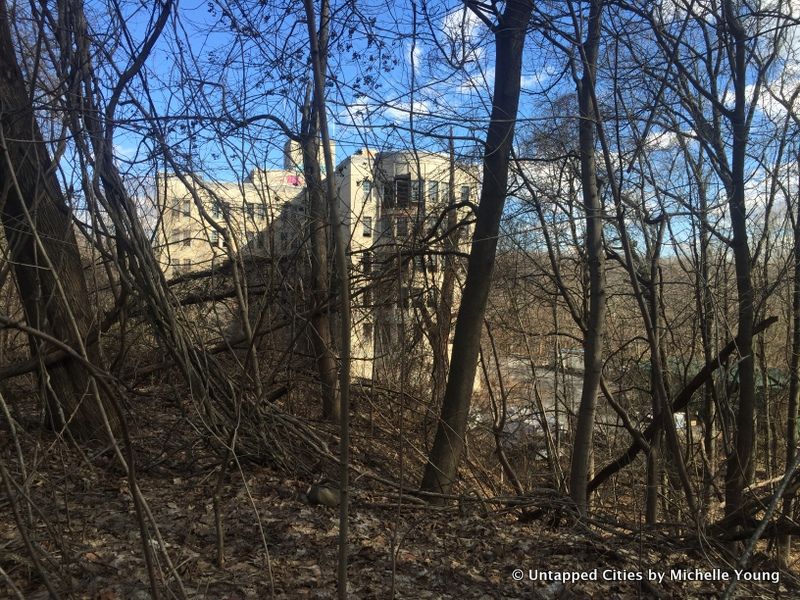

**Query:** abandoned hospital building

left=155, top=143, right=478, bottom=381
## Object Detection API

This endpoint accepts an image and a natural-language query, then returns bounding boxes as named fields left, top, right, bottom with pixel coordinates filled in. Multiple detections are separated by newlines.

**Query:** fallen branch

left=588, top=316, right=778, bottom=494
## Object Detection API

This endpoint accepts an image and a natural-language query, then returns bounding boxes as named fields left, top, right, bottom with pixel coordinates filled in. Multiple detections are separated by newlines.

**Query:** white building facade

left=156, top=144, right=477, bottom=383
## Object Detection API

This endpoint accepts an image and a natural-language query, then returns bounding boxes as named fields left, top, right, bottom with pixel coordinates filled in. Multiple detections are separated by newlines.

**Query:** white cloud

left=745, top=69, right=800, bottom=121
left=442, top=5, right=484, bottom=42
left=406, top=41, right=424, bottom=72
left=521, top=64, right=560, bottom=90
left=383, top=100, right=432, bottom=121
left=458, top=67, right=494, bottom=93
left=439, top=5, right=488, bottom=65
left=643, top=130, right=678, bottom=151
left=114, top=143, right=137, bottom=161
left=339, top=102, right=379, bottom=128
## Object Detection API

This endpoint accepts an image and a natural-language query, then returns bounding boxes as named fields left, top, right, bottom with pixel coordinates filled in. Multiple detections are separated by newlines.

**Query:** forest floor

left=2, top=385, right=799, bottom=599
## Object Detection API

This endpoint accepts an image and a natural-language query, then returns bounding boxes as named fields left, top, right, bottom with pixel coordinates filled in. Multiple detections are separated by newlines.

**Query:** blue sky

left=85, top=0, right=800, bottom=244
left=103, top=0, right=563, bottom=182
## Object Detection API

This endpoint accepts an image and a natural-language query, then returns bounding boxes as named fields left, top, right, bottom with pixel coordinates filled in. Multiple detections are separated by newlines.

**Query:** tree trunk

left=303, top=135, right=339, bottom=422
left=420, top=0, right=532, bottom=498
left=568, top=0, right=605, bottom=516
left=303, top=0, right=351, bottom=595
left=696, top=175, right=717, bottom=514
left=301, top=81, right=339, bottom=421
left=429, top=135, right=460, bottom=410
left=722, top=0, right=756, bottom=521
left=0, top=0, right=117, bottom=440
left=645, top=261, right=662, bottom=524
left=588, top=316, right=779, bottom=495
left=778, top=164, right=800, bottom=565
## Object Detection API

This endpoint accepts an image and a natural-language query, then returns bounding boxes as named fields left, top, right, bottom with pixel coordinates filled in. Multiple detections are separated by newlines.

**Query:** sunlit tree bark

left=421, top=0, right=532, bottom=499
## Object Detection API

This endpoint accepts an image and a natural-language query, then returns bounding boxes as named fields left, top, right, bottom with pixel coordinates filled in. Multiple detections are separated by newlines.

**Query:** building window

left=212, top=203, right=222, bottom=218
left=396, top=177, right=410, bottom=208
left=363, top=216, right=372, bottom=237
left=414, top=255, right=425, bottom=272
left=411, top=180, right=423, bottom=205
left=210, top=230, right=219, bottom=245
left=428, top=254, right=439, bottom=273
left=256, top=204, right=266, bottom=219
left=246, top=203, right=255, bottom=219
left=460, top=185, right=470, bottom=203
left=361, top=252, right=372, bottom=275
left=428, top=181, right=439, bottom=205
left=396, top=217, right=409, bottom=237
left=182, top=199, right=191, bottom=217
left=379, top=217, right=391, bottom=237
left=363, top=321, right=373, bottom=340
left=362, top=180, right=372, bottom=195
left=426, top=215, right=438, bottom=234
left=382, top=182, right=395, bottom=208
left=183, top=234, right=191, bottom=247
left=183, top=258, right=192, bottom=268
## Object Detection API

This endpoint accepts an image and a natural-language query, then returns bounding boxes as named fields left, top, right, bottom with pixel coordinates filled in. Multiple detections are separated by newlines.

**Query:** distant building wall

left=155, top=146, right=479, bottom=385
left=155, top=170, right=304, bottom=277
left=283, top=139, right=336, bottom=174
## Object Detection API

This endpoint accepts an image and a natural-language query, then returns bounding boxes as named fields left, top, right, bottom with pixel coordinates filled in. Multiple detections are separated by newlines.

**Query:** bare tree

left=301, top=70, right=340, bottom=421
left=627, top=0, right=790, bottom=522
left=303, top=0, right=351, bottom=594
left=0, top=0, right=119, bottom=439
left=566, top=0, right=606, bottom=515
left=421, top=0, right=533, bottom=499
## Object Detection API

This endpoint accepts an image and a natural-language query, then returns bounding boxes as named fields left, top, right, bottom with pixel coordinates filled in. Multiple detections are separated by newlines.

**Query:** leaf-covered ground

left=2, top=389, right=798, bottom=599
